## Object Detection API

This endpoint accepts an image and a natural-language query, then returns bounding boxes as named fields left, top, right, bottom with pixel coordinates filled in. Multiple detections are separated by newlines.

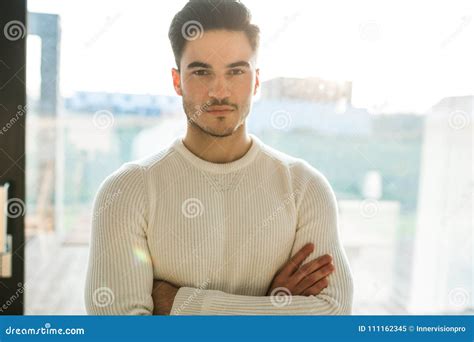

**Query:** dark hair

left=168, top=0, right=260, bottom=69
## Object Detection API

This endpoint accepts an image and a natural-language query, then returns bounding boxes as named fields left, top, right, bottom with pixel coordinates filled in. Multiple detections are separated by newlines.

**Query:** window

left=25, top=0, right=472, bottom=315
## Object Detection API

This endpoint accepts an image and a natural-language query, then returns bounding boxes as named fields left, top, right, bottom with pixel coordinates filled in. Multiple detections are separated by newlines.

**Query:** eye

left=229, top=69, right=244, bottom=75
left=193, top=69, right=210, bottom=76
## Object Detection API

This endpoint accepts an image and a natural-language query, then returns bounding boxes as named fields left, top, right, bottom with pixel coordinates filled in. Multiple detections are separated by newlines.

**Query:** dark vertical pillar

left=0, top=0, right=27, bottom=315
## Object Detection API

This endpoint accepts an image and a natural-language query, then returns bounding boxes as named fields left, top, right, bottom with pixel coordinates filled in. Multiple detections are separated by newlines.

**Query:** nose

left=208, top=75, right=231, bottom=99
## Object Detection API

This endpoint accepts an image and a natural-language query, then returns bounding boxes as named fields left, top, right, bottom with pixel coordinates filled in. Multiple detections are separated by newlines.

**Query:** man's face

left=172, top=30, right=259, bottom=138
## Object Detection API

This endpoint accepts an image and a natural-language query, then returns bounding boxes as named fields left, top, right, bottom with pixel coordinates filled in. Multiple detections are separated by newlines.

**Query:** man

left=85, top=0, right=353, bottom=315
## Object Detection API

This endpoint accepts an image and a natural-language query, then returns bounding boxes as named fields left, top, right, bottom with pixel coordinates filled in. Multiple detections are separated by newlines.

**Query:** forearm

left=168, top=233, right=353, bottom=315
left=170, top=285, right=351, bottom=315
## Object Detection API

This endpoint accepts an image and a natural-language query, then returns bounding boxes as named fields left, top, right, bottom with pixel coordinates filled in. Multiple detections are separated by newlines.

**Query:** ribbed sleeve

left=85, top=163, right=154, bottom=315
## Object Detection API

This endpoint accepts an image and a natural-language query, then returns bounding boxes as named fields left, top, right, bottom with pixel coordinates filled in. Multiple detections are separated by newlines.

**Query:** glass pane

left=25, top=0, right=473, bottom=315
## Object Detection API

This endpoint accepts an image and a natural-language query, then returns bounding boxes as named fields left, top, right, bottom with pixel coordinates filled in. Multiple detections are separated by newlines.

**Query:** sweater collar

left=172, top=133, right=262, bottom=174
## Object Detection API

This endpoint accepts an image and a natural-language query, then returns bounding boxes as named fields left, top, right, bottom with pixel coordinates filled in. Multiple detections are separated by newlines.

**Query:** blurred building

left=409, top=95, right=473, bottom=314
left=339, top=199, right=400, bottom=313
left=26, top=12, right=61, bottom=233
left=248, top=99, right=371, bottom=136
left=261, top=77, right=352, bottom=103
left=64, top=91, right=181, bottom=116
left=249, top=77, right=367, bottom=136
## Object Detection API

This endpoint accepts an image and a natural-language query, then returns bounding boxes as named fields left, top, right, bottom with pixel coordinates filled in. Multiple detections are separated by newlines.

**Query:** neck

left=182, top=124, right=252, bottom=164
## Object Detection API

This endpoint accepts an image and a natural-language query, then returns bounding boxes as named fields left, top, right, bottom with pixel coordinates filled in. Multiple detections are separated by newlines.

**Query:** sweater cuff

left=170, top=286, right=206, bottom=315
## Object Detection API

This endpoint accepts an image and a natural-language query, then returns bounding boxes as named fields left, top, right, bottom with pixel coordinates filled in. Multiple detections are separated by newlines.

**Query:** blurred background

left=20, top=0, right=472, bottom=314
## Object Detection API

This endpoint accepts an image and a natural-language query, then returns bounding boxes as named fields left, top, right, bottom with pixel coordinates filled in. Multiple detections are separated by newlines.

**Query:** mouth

left=206, top=106, right=235, bottom=115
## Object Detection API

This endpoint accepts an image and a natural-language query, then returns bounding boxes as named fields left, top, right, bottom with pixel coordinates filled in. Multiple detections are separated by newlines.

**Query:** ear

left=253, top=68, right=260, bottom=96
left=172, top=68, right=182, bottom=96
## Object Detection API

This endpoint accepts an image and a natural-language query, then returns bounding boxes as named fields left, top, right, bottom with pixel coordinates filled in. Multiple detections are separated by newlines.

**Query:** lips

left=206, top=106, right=234, bottom=115
left=206, top=106, right=234, bottom=111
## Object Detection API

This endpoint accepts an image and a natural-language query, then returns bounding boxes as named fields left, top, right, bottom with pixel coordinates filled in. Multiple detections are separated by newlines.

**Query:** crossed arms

left=85, top=164, right=354, bottom=315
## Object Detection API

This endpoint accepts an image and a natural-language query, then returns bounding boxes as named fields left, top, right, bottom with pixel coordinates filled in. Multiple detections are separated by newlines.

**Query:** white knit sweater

left=84, top=134, right=354, bottom=315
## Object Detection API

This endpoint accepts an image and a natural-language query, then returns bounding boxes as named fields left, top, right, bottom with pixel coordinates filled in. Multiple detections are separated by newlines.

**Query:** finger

left=294, top=263, right=334, bottom=294
left=291, top=254, right=333, bottom=284
left=302, top=277, right=330, bottom=296
left=281, top=243, right=314, bottom=277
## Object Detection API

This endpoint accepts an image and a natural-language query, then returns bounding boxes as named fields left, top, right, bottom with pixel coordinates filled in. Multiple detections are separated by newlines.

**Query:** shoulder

left=254, top=136, right=335, bottom=207
left=255, top=136, right=331, bottom=190
left=100, top=142, right=176, bottom=188
left=290, top=159, right=332, bottom=190
left=289, top=162, right=336, bottom=215
left=256, top=137, right=302, bottom=168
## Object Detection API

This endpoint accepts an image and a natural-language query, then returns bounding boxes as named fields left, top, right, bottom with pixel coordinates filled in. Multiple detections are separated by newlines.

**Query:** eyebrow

left=186, top=61, right=251, bottom=69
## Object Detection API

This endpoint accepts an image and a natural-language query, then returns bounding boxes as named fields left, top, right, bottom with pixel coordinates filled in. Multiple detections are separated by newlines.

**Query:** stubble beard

left=182, top=98, right=250, bottom=138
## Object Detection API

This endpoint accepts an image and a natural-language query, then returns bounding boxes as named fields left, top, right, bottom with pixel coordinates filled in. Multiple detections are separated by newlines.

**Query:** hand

left=266, top=243, right=334, bottom=296
left=152, top=279, right=180, bottom=315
